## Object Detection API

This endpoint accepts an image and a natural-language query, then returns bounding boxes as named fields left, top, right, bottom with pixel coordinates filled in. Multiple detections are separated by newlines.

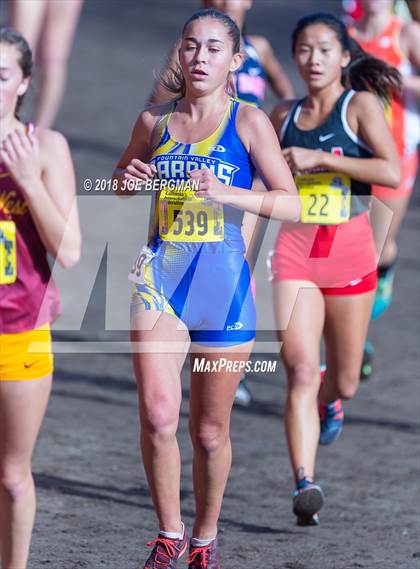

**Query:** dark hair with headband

left=292, top=12, right=402, bottom=102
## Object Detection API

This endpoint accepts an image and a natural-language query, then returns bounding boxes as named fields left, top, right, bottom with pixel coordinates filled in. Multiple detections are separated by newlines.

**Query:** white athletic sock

left=191, top=536, right=216, bottom=547
left=159, top=521, right=184, bottom=540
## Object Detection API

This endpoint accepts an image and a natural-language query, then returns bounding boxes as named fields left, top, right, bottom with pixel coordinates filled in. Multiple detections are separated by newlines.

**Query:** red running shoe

left=143, top=531, right=188, bottom=569
left=187, top=539, right=221, bottom=569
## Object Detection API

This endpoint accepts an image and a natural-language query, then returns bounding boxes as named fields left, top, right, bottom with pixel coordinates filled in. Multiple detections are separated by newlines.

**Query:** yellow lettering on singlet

left=0, top=190, right=29, bottom=216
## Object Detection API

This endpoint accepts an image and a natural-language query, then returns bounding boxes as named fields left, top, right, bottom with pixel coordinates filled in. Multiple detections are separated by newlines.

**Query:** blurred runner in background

left=9, top=0, right=83, bottom=127
left=343, top=0, right=413, bottom=23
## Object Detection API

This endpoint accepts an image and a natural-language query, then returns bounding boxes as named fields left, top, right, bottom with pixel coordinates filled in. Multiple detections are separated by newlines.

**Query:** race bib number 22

left=296, top=172, right=351, bottom=225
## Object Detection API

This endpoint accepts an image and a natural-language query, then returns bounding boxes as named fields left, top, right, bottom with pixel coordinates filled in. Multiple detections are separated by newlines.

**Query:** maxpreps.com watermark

left=193, top=358, right=277, bottom=374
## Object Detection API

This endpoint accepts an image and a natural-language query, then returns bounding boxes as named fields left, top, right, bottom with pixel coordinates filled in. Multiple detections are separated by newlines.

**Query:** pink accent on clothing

left=271, top=212, right=377, bottom=290
left=237, top=73, right=266, bottom=101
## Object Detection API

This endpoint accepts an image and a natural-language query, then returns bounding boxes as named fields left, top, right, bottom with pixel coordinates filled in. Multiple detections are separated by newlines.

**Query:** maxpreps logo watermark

left=193, top=358, right=277, bottom=374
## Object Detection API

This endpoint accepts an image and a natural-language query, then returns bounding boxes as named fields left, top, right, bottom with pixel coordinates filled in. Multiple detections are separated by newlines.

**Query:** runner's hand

left=123, top=159, right=157, bottom=184
left=188, top=166, right=226, bottom=201
left=0, top=129, right=42, bottom=191
left=283, top=146, right=323, bottom=173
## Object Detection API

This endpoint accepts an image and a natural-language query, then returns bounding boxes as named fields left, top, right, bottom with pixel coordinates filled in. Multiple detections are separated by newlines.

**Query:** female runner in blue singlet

left=149, top=0, right=295, bottom=406
left=113, top=9, right=299, bottom=569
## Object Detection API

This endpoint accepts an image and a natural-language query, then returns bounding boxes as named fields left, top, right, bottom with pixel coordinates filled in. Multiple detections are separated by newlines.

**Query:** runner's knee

left=287, top=361, right=320, bottom=392
left=140, top=397, right=179, bottom=443
left=0, top=464, right=33, bottom=501
left=189, top=422, right=229, bottom=455
left=335, top=372, right=359, bottom=400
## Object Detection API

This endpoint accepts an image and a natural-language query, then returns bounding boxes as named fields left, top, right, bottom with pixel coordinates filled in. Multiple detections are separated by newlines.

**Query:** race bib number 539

left=296, top=172, right=351, bottom=225
left=0, top=220, right=17, bottom=284
left=159, top=185, right=224, bottom=242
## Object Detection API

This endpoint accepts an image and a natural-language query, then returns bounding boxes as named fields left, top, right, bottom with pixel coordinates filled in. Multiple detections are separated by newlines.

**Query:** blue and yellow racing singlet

left=148, top=97, right=254, bottom=253
left=129, top=98, right=256, bottom=346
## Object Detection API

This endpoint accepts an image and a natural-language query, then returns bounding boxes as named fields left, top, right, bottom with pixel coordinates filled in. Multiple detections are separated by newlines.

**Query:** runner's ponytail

left=342, top=36, right=401, bottom=102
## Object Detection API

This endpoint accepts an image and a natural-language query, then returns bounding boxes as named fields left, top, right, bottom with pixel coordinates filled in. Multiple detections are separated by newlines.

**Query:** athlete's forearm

left=23, top=179, right=81, bottom=268
left=402, top=75, right=420, bottom=98
left=320, top=153, right=401, bottom=189
left=242, top=178, right=268, bottom=262
left=220, top=186, right=301, bottom=221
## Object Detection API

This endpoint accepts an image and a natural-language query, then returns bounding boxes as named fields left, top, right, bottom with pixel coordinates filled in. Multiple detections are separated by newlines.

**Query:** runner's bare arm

left=0, top=128, right=81, bottom=267
left=241, top=74, right=296, bottom=260
left=241, top=176, right=267, bottom=263
left=400, top=21, right=420, bottom=97
left=231, top=99, right=295, bottom=265
left=38, top=130, right=81, bottom=266
left=270, top=100, right=296, bottom=135
left=112, top=108, right=161, bottom=197
left=249, top=35, right=294, bottom=99
left=321, top=92, right=401, bottom=187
